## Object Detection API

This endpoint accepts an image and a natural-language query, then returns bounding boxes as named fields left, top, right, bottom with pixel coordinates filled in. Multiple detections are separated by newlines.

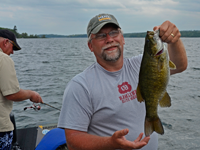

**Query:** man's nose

left=105, top=33, right=114, bottom=43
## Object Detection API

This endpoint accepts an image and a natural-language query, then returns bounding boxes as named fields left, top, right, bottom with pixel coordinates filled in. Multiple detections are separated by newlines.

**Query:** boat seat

left=35, top=128, right=66, bottom=150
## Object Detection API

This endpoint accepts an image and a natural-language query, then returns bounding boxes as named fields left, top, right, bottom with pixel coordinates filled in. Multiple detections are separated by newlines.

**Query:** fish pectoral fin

left=145, top=116, right=164, bottom=136
left=159, top=92, right=171, bottom=107
left=169, top=60, right=176, bottom=70
left=136, top=86, right=144, bottom=103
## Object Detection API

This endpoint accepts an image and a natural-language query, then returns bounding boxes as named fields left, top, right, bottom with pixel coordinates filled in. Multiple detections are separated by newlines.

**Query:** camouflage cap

left=87, top=13, right=120, bottom=37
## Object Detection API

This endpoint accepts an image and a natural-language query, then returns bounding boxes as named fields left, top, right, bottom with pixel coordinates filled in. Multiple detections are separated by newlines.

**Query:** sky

left=0, top=0, right=200, bottom=35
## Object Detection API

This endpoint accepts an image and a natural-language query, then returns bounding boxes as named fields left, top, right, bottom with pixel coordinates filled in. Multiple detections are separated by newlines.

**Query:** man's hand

left=110, top=129, right=150, bottom=150
left=153, top=20, right=181, bottom=44
left=153, top=20, right=187, bottom=75
left=30, top=91, right=43, bottom=103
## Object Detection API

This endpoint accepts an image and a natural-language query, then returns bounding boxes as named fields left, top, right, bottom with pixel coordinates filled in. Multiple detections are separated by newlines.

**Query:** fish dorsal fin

left=136, top=86, right=144, bottom=103
left=159, top=92, right=171, bottom=107
left=169, top=60, right=176, bottom=69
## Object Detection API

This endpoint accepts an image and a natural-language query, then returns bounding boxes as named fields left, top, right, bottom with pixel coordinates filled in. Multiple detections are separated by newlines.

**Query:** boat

left=10, top=113, right=67, bottom=150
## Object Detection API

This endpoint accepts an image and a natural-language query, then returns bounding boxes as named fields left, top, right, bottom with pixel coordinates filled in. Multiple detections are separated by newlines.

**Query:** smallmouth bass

left=136, top=30, right=176, bottom=136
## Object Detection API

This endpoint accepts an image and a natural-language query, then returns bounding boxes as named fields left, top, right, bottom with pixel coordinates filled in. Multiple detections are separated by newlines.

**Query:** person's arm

left=153, top=20, right=188, bottom=75
left=5, top=89, right=43, bottom=103
left=168, top=38, right=187, bottom=74
left=65, top=129, right=150, bottom=150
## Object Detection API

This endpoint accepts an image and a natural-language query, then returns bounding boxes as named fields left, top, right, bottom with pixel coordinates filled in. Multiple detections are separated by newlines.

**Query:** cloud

left=0, top=0, right=199, bottom=35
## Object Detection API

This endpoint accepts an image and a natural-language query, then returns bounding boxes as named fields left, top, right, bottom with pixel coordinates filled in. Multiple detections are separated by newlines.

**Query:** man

left=58, top=13, right=187, bottom=150
left=0, top=29, right=43, bottom=150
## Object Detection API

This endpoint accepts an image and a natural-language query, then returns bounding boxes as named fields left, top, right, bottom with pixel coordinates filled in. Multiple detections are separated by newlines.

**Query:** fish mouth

left=156, top=49, right=164, bottom=56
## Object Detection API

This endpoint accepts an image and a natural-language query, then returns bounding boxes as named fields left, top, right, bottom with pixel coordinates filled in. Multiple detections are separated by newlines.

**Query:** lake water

left=11, top=37, right=200, bottom=149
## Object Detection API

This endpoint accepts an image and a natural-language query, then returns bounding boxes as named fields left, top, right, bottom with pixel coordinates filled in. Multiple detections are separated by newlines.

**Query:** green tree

left=13, top=25, right=17, bottom=32
left=13, top=25, right=20, bottom=38
left=21, top=32, right=28, bottom=38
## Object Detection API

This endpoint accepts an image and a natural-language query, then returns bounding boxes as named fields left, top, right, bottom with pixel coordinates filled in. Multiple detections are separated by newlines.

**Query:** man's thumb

left=153, top=25, right=160, bottom=31
left=120, top=128, right=129, bottom=137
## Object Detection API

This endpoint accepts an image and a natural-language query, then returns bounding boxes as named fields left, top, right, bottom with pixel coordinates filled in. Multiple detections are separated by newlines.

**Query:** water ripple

left=10, top=38, right=200, bottom=150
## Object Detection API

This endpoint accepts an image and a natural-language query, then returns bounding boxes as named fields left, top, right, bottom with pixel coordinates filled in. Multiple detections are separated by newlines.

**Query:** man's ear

left=88, top=41, right=94, bottom=52
left=3, top=39, right=8, bottom=47
left=122, top=36, right=125, bottom=45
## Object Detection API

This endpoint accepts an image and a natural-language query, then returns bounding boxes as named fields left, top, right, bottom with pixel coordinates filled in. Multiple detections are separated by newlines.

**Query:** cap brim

left=13, top=41, right=21, bottom=51
left=91, top=21, right=120, bottom=35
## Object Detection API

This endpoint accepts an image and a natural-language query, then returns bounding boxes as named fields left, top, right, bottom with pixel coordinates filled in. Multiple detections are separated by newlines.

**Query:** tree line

left=123, top=30, right=200, bottom=38
left=0, top=26, right=45, bottom=38
left=43, top=30, right=200, bottom=38
left=1, top=26, right=200, bottom=38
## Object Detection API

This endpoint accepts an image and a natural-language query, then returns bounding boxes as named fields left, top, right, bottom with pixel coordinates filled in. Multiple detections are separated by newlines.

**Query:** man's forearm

left=168, top=39, right=187, bottom=75
left=66, top=130, right=114, bottom=150
left=5, top=89, right=32, bottom=101
left=5, top=89, right=43, bottom=103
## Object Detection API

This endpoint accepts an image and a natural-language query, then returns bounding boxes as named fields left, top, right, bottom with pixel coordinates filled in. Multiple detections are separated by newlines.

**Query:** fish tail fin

left=145, top=116, right=164, bottom=136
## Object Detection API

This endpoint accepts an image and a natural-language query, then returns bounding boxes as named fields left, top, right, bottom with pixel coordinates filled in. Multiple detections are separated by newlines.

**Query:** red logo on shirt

left=118, top=82, right=132, bottom=94
left=118, top=82, right=137, bottom=103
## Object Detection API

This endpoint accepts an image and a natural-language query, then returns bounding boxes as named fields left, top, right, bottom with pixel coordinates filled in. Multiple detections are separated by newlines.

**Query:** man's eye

left=96, top=34, right=105, bottom=39
left=110, top=31, right=117, bottom=35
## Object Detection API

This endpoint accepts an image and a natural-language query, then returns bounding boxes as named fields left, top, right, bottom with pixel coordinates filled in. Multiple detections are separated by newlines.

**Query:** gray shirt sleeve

left=58, top=79, right=93, bottom=132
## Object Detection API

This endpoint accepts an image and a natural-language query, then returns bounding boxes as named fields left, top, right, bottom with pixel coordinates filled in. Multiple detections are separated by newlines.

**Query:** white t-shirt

left=58, top=55, right=158, bottom=150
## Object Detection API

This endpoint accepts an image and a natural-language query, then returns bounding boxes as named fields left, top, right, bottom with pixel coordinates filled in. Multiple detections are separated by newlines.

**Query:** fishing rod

left=24, top=102, right=61, bottom=111
left=41, top=102, right=61, bottom=111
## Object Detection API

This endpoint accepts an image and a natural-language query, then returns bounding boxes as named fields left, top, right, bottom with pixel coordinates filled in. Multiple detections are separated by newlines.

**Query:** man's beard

left=101, top=43, right=121, bottom=62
